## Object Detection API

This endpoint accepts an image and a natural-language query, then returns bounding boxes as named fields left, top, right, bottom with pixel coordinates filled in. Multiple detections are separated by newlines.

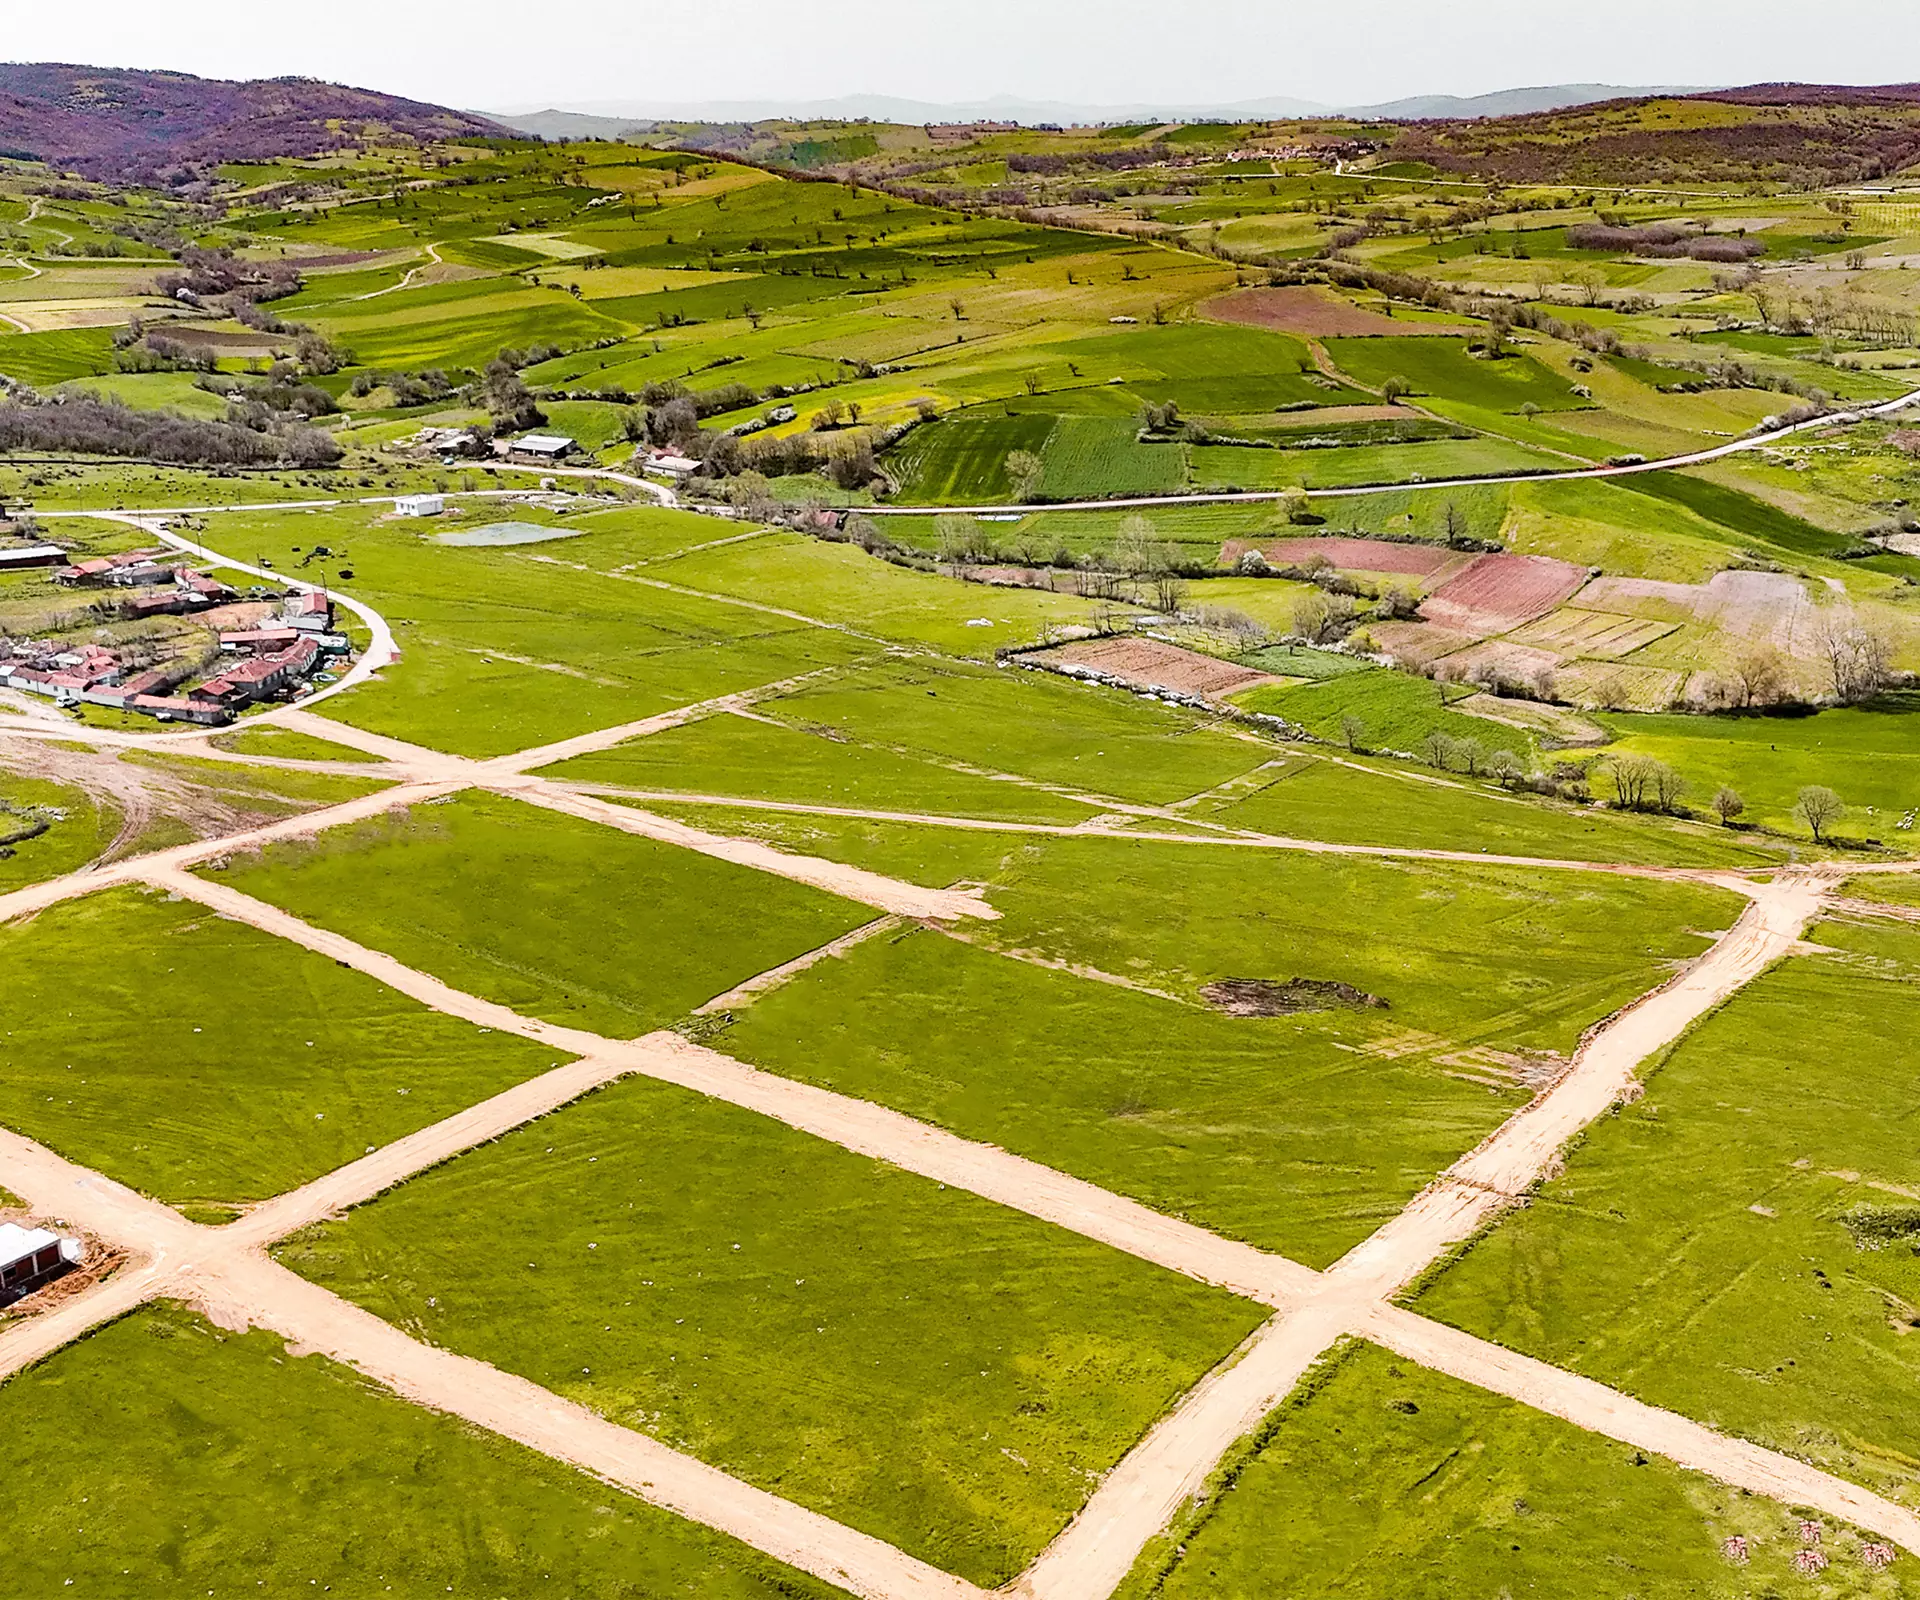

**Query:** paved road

left=863, top=385, right=1920, bottom=516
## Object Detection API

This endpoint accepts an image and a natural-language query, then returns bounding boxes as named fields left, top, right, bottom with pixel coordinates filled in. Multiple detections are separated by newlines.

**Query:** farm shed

left=502, top=433, right=577, bottom=464
left=395, top=493, right=445, bottom=518
left=0, top=1223, right=78, bottom=1297
left=0, top=544, right=67, bottom=570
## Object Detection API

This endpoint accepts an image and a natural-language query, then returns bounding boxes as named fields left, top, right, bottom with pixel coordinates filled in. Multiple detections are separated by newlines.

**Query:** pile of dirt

left=1202, top=977, right=1389, bottom=1016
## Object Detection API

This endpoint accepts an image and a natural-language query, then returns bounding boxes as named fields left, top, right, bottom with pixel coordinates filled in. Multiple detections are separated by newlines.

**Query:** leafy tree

left=1712, top=785, right=1746, bottom=826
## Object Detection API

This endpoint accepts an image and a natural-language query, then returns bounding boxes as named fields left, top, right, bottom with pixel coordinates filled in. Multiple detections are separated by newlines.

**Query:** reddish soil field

left=1365, top=620, right=1480, bottom=668
left=1419, top=553, right=1589, bottom=636
left=1042, top=637, right=1277, bottom=699
left=1223, top=537, right=1461, bottom=578
left=1202, top=286, right=1467, bottom=338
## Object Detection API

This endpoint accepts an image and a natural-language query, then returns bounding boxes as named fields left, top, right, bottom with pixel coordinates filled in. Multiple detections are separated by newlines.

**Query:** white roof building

left=510, top=433, right=577, bottom=459
left=0, top=1223, right=78, bottom=1292
left=394, top=494, right=446, bottom=518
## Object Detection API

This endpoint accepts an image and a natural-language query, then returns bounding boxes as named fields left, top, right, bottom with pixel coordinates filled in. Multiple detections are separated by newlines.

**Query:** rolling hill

left=0, top=63, right=502, bottom=181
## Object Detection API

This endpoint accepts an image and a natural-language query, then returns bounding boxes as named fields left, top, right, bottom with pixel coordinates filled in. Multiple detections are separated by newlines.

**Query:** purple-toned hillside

left=0, top=64, right=503, bottom=180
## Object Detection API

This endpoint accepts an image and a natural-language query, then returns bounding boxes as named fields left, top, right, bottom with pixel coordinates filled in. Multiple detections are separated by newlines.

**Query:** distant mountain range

left=0, top=63, right=501, bottom=181
left=486, top=84, right=1708, bottom=138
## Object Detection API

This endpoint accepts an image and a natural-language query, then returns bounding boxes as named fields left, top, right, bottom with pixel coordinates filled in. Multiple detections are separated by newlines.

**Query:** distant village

left=0, top=542, right=347, bottom=727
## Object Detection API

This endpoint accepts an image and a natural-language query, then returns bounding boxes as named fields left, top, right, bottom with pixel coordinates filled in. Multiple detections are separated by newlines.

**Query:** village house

left=129, top=694, right=230, bottom=726
left=191, top=635, right=322, bottom=710
left=395, top=493, right=446, bottom=518
left=220, top=627, right=303, bottom=654
left=284, top=590, right=334, bottom=632
left=641, top=448, right=701, bottom=478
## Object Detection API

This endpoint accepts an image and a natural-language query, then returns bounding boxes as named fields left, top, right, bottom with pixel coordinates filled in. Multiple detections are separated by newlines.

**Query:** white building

left=395, top=493, right=446, bottom=518
left=0, top=1223, right=79, bottom=1297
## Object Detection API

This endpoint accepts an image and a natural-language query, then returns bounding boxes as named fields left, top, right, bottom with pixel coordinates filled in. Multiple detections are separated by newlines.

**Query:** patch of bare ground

left=1038, top=637, right=1278, bottom=699
left=1202, top=285, right=1469, bottom=338
left=0, top=735, right=323, bottom=863
left=1222, top=536, right=1469, bottom=579
left=1451, top=691, right=1609, bottom=746
left=1202, top=976, right=1388, bottom=1015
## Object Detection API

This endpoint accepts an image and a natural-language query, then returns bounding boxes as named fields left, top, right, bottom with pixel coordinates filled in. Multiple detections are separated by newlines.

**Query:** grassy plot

left=193, top=504, right=879, bottom=758
left=0, top=771, right=117, bottom=890
left=642, top=531, right=1104, bottom=655
left=541, top=707, right=1104, bottom=824
left=1413, top=914, right=1920, bottom=1506
left=210, top=789, right=876, bottom=1038
left=1187, top=743, right=1779, bottom=869
left=280, top=1074, right=1262, bottom=1586
left=759, top=656, right=1271, bottom=806
left=0, top=1305, right=837, bottom=1599
left=0, top=888, right=559, bottom=1210
left=1323, top=336, right=1588, bottom=413
left=1597, top=695, right=1920, bottom=837
left=1119, top=1342, right=1895, bottom=1600
left=718, top=833, right=1733, bottom=1264
left=208, top=724, right=387, bottom=762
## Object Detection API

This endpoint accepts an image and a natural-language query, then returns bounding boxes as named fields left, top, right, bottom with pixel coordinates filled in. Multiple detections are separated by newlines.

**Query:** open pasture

left=1415, top=913, right=1920, bottom=1507
left=281, top=1071, right=1261, bottom=1586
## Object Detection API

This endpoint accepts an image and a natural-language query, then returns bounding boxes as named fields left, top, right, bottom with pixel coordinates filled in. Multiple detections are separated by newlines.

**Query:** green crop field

left=280, top=1072, right=1262, bottom=1585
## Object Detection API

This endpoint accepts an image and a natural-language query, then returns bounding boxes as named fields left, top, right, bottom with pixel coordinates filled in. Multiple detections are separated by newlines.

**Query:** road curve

left=861, top=385, right=1920, bottom=516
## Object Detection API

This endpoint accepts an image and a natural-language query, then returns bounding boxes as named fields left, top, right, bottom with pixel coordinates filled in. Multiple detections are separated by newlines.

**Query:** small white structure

left=643, top=450, right=701, bottom=479
left=395, top=493, right=446, bottom=518
left=0, top=1223, right=79, bottom=1296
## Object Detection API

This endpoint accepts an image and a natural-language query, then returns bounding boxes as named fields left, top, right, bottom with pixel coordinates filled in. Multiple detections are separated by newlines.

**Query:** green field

left=0, top=888, right=559, bottom=1209
left=1121, top=1341, right=1897, bottom=1600
left=718, top=832, right=1736, bottom=1264
left=0, top=771, right=117, bottom=890
left=1414, top=913, right=1920, bottom=1505
left=209, top=789, right=875, bottom=1037
left=541, top=706, right=1106, bottom=822
left=1598, top=695, right=1920, bottom=838
left=280, top=1072, right=1262, bottom=1586
left=0, top=1304, right=836, bottom=1598
left=1322, top=337, right=1589, bottom=412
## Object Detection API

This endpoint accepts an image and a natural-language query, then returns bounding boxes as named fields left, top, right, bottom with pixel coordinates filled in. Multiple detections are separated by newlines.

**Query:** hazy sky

left=7, top=0, right=1917, bottom=111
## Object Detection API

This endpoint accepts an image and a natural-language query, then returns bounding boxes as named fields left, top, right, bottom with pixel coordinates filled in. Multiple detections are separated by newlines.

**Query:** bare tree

left=935, top=512, right=991, bottom=568
left=1732, top=645, right=1789, bottom=708
left=1151, top=571, right=1187, bottom=616
left=1442, top=501, right=1469, bottom=546
left=1418, top=729, right=1454, bottom=769
left=1819, top=620, right=1893, bottom=705
left=1486, top=748, right=1525, bottom=788
left=1339, top=713, right=1366, bottom=751
left=1453, top=736, right=1487, bottom=776
left=1796, top=784, right=1844, bottom=842
left=1712, top=785, right=1746, bottom=826
left=1650, top=761, right=1688, bottom=814
left=1292, top=590, right=1353, bottom=644
left=1606, top=753, right=1659, bottom=810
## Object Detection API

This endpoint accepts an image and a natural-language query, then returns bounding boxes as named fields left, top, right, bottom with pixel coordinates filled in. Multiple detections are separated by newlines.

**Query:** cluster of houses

left=1, top=580, right=347, bottom=727
left=50, top=546, right=240, bottom=622
left=400, top=427, right=583, bottom=468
